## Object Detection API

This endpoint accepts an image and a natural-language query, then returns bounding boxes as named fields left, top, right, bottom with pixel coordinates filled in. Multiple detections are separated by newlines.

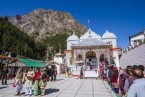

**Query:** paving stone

left=77, top=90, right=93, bottom=95
left=0, top=75, right=115, bottom=97
left=57, top=93, right=75, bottom=97
left=75, top=94, right=93, bottom=97
left=94, top=95, right=112, bottom=97
left=94, top=91, right=111, bottom=96
left=62, top=90, right=77, bottom=94
left=79, top=88, right=93, bottom=91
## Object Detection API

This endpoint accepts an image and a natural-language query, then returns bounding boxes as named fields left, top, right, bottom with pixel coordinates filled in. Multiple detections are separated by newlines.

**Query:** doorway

left=85, top=51, right=97, bottom=70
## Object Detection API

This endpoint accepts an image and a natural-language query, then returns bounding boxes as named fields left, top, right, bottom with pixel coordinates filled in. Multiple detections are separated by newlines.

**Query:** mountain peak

left=30, top=8, right=46, bottom=15
left=9, top=9, right=86, bottom=40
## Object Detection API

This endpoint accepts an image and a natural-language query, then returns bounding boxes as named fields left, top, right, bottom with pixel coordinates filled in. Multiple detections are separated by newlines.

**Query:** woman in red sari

left=112, top=67, right=119, bottom=94
left=33, top=68, right=41, bottom=96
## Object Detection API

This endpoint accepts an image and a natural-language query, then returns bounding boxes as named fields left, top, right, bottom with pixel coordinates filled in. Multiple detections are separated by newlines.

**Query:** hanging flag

left=88, top=20, right=90, bottom=23
left=88, top=19, right=90, bottom=29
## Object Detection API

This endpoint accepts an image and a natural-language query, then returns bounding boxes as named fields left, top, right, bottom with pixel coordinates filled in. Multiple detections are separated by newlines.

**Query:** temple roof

left=80, top=28, right=101, bottom=40
left=67, top=32, right=79, bottom=41
left=73, top=37, right=110, bottom=47
left=102, top=29, right=116, bottom=39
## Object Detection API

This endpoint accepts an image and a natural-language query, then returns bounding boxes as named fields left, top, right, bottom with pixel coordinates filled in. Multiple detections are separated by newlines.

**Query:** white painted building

left=120, top=30, right=145, bottom=69
left=46, top=53, right=65, bottom=75
left=129, top=30, right=145, bottom=46
left=65, top=28, right=120, bottom=74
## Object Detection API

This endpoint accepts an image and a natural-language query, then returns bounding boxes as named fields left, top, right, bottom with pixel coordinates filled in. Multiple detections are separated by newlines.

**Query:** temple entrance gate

left=85, top=51, right=97, bottom=70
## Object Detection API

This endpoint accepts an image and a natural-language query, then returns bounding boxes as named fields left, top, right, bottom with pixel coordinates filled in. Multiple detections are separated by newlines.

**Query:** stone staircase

left=120, top=44, right=145, bottom=68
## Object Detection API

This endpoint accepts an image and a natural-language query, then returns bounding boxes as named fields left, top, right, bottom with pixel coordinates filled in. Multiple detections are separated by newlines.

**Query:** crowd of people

left=1, top=65, right=57, bottom=96
left=99, top=62, right=145, bottom=97
left=1, top=66, right=18, bottom=85
left=1, top=62, right=145, bottom=97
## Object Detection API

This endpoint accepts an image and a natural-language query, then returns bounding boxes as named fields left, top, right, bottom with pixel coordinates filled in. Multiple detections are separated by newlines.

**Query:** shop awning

left=8, top=61, right=25, bottom=67
left=17, top=58, right=46, bottom=67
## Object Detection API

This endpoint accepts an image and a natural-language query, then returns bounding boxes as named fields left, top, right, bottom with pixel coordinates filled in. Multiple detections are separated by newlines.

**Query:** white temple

left=46, top=53, right=65, bottom=75
left=65, top=28, right=120, bottom=77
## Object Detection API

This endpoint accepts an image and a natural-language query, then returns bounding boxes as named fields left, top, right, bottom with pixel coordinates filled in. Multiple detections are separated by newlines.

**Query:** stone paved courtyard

left=0, top=75, right=116, bottom=97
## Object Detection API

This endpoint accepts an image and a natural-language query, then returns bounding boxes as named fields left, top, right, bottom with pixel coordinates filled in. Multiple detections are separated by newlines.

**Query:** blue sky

left=0, top=0, right=145, bottom=48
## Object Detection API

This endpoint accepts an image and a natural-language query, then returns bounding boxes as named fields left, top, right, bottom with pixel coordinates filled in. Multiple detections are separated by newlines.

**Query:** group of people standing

left=100, top=63, right=145, bottom=97
left=1, top=66, right=17, bottom=85
left=118, top=65, right=145, bottom=97
left=14, top=65, right=57, bottom=96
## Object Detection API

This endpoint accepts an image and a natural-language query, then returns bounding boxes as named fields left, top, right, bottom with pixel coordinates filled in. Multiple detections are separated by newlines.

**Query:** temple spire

left=73, top=31, right=76, bottom=35
left=88, top=20, right=90, bottom=29
left=106, top=27, right=109, bottom=33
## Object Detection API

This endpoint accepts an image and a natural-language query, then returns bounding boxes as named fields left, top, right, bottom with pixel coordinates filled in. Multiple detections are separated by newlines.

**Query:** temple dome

left=67, top=32, right=79, bottom=41
left=98, top=34, right=101, bottom=39
left=80, top=28, right=101, bottom=40
left=102, top=29, right=116, bottom=39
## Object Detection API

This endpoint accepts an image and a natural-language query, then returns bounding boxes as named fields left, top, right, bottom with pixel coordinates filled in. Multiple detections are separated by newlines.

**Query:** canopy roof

left=17, top=58, right=46, bottom=67
left=8, top=61, right=25, bottom=67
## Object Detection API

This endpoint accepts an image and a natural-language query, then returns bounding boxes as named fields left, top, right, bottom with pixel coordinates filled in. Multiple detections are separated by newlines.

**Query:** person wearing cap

left=24, top=66, right=35, bottom=96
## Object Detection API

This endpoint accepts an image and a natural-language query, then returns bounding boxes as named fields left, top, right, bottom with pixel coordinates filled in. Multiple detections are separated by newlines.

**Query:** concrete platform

left=0, top=75, right=116, bottom=97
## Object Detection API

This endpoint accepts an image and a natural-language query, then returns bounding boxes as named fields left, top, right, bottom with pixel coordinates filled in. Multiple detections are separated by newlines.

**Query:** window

left=107, top=41, right=112, bottom=44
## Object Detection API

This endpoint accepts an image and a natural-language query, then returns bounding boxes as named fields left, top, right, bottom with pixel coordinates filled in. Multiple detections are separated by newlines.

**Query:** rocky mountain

left=9, top=8, right=86, bottom=40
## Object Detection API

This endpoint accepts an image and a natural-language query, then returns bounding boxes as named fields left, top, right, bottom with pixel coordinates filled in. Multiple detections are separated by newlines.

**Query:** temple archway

left=85, top=51, right=97, bottom=70
left=76, top=54, right=83, bottom=61
left=86, top=51, right=96, bottom=58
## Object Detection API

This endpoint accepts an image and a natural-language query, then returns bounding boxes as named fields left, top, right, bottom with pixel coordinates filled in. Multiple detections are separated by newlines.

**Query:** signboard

left=110, top=48, right=120, bottom=51
left=64, top=50, right=73, bottom=53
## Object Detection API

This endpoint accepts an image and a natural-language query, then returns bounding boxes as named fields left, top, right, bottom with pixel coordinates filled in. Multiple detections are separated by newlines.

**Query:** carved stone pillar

left=97, top=49, right=100, bottom=69
left=107, top=54, right=110, bottom=64
left=74, top=49, right=76, bottom=63
left=107, top=48, right=111, bottom=64
left=97, top=57, right=100, bottom=69
left=83, top=49, right=86, bottom=65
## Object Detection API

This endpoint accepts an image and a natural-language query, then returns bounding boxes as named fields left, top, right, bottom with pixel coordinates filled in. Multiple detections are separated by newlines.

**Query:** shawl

left=34, top=72, right=41, bottom=81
